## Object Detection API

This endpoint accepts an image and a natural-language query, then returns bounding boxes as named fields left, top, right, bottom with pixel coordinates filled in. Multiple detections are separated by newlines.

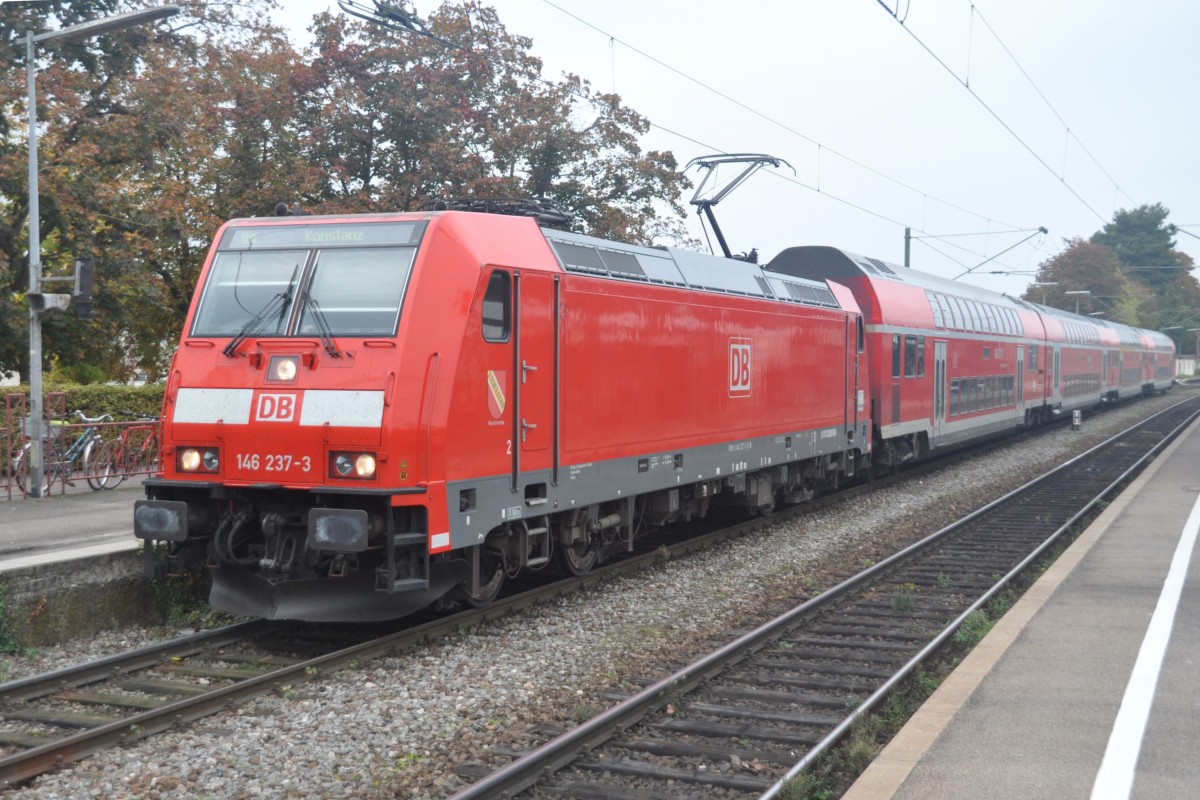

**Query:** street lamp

left=1032, top=281, right=1058, bottom=306
left=1064, top=290, right=1091, bottom=315
left=25, top=5, right=179, bottom=498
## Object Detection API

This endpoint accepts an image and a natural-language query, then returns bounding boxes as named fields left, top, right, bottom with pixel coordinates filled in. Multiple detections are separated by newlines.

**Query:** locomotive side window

left=857, top=317, right=865, bottom=353
left=481, top=271, right=511, bottom=342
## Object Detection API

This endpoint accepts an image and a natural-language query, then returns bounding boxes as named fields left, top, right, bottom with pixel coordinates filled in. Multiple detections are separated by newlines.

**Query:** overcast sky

left=283, top=0, right=1200, bottom=299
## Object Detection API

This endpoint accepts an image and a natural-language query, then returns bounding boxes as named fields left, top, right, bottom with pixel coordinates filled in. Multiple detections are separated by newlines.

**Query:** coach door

left=933, top=341, right=947, bottom=441
left=1052, top=346, right=1062, bottom=404
left=1016, top=346, right=1025, bottom=414
left=512, top=272, right=558, bottom=488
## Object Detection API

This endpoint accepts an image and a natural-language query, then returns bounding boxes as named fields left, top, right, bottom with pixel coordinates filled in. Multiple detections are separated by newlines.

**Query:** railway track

left=0, top=491, right=855, bottom=786
left=447, top=395, right=1200, bottom=799
left=0, top=395, right=1189, bottom=789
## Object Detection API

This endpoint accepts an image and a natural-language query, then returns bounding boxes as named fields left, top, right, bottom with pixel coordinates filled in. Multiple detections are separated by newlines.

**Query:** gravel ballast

left=1, top=393, right=1191, bottom=799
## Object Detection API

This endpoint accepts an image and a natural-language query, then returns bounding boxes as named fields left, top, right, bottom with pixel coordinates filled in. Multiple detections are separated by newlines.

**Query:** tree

left=1090, top=203, right=1182, bottom=294
left=0, top=0, right=691, bottom=382
left=296, top=3, right=689, bottom=243
left=1022, top=238, right=1149, bottom=324
left=1087, top=204, right=1200, bottom=345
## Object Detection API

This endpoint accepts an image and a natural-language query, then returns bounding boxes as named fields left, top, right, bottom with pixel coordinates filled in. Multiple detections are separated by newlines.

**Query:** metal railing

left=3, top=393, right=160, bottom=499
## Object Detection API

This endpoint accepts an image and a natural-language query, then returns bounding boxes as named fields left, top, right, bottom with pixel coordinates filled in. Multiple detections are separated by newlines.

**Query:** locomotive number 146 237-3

left=235, top=453, right=313, bottom=472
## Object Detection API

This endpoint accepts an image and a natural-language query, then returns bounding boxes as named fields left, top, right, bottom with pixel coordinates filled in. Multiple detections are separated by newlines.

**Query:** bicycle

left=12, top=410, right=113, bottom=496
left=89, top=412, right=160, bottom=490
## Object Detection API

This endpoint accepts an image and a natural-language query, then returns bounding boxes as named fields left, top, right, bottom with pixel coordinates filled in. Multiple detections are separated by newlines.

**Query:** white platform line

left=1090, top=489, right=1200, bottom=800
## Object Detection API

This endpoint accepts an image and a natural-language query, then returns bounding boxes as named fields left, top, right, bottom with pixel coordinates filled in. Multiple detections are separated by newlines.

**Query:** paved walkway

left=844, top=416, right=1200, bottom=799
left=0, top=478, right=144, bottom=569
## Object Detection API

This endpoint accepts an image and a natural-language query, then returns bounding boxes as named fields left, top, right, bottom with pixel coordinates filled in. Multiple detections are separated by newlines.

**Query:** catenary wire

left=873, top=0, right=1109, bottom=224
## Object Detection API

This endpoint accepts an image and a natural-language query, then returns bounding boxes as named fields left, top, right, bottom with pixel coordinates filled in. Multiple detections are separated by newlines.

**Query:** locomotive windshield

left=191, top=221, right=424, bottom=338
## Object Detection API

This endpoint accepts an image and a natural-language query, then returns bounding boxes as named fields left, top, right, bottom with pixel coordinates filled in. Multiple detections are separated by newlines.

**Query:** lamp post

left=1064, top=290, right=1091, bottom=315
left=1032, top=281, right=1057, bottom=306
left=25, top=5, right=179, bottom=498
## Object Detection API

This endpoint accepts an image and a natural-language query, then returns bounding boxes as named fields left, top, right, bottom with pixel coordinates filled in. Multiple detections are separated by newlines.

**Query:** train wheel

left=556, top=537, right=599, bottom=576
left=463, top=545, right=505, bottom=608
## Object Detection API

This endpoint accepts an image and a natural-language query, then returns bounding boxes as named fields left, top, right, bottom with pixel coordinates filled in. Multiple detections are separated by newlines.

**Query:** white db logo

left=256, top=393, right=297, bottom=422
left=729, top=339, right=752, bottom=397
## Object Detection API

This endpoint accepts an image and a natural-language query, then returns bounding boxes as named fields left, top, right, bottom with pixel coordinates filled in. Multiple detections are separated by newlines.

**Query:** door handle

left=521, top=360, right=538, bottom=384
left=521, top=418, right=538, bottom=442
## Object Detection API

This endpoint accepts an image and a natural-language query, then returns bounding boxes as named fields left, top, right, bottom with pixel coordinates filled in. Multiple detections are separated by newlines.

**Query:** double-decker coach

left=764, top=245, right=1174, bottom=469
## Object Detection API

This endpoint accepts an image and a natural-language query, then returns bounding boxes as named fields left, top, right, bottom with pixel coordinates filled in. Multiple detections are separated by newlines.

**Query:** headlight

left=355, top=454, right=376, bottom=478
left=269, top=355, right=299, bottom=382
left=331, top=452, right=377, bottom=480
left=179, top=447, right=219, bottom=473
left=180, top=448, right=201, bottom=471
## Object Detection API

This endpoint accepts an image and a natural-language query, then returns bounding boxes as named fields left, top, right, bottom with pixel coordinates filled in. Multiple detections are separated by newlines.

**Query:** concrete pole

left=26, top=30, right=45, bottom=498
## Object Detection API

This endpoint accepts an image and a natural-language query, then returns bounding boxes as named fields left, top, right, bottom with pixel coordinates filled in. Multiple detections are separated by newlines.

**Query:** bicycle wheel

left=95, top=440, right=126, bottom=490
left=13, top=444, right=49, bottom=497
left=105, top=438, right=127, bottom=489
left=84, top=437, right=112, bottom=491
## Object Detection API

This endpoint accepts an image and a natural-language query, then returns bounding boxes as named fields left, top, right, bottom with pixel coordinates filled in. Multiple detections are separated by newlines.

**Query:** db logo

left=729, top=339, right=752, bottom=397
left=255, top=392, right=298, bottom=422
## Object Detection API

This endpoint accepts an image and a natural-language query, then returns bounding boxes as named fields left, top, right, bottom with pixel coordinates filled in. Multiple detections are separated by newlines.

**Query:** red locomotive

left=135, top=209, right=870, bottom=620
left=135, top=209, right=1173, bottom=621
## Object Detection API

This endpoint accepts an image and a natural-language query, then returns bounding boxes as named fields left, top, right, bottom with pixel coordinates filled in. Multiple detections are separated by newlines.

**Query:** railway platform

left=1, top=479, right=142, bottom=570
left=844, top=415, right=1200, bottom=799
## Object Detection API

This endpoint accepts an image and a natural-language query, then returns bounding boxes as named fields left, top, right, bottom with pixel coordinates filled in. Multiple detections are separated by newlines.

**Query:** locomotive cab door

left=511, top=272, right=559, bottom=497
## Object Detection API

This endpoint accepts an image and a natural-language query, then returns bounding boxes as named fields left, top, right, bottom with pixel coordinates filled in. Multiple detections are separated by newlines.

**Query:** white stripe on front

left=299, top=390, right=385, bottom=428
left=174, top=388, right=254, bottom=424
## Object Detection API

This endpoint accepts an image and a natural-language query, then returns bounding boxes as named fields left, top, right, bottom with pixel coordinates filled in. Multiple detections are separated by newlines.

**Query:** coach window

left=892, top=335, right=902, bottom=378
left=904, top=335, right=918, bottom=378
left=937, top=294, right=953, bottom=329
left=917, top=336, right=926, bottom=377
left=949, top=297, right=965, bottom=329
left=927, top=292, right=943, bottom=328
left=481, top=271, right=510, bottom=342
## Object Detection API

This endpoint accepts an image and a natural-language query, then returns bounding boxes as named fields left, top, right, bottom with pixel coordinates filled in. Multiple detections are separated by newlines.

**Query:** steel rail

left=0, top=620, right=269, bottom=705
left=760, top=395, right=1200, bottom=797
left=0, top=394, right=1185, bottom=788
left=0, top=494, right=805, bottom=787
left=447, top=395, right=1200, bottom=799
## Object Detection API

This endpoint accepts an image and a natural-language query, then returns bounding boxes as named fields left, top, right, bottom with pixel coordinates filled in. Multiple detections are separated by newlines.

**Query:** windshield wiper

left=222, top=265, right=299, bottom=357
left=301, top=289, right=342, bottom=359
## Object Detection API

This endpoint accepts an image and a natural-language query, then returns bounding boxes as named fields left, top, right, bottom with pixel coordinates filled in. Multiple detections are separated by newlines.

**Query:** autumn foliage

left=0, top=0, right=691, bottom=382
